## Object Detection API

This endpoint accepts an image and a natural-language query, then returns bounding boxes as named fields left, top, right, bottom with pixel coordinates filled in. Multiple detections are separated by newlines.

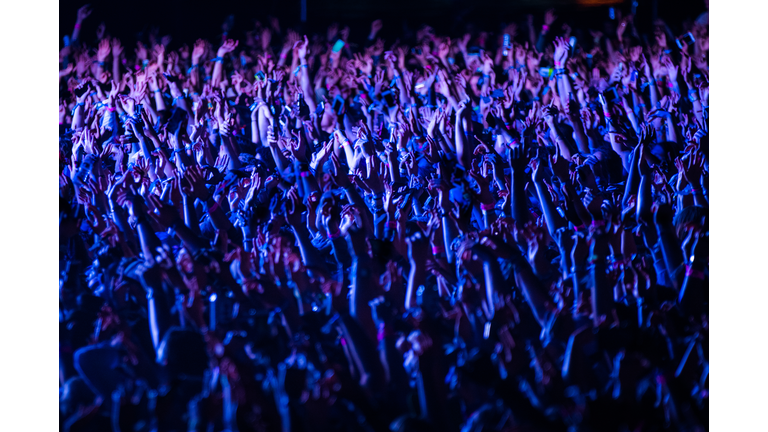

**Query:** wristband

left=211, top=57, right=224, bottom=63
left=507, top=138, right=518, bottom=148
left=328, top=229, right=342, bottom=239
left=386, top=221, right=398, bottom=229
left=480, top=202, right=495, bottom=211
left=690, top=188, right=700, bottom=194
left=377, top=323, right=392, bottom=342
left=300, top=171, right=311, bottom=178
left=685, top=265, right=705, bottom=280
left=71, top=103, right=84, bottom=116
left=587, top=254, right=602, bottom=265
left=208, top=200, right=221, bottom=214
left=542, top=25, right=549, bottom=32
left=591, top=219, right=605, bottom=228
left=187, top=65, right=198, bottom=74
left=74, top=23, right=81, bottom=30
left=293, top=64, right=308, bottom=76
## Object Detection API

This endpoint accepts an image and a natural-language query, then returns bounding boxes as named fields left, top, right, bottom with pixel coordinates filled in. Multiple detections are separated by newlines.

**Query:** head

left=60, top=377, right=97, bottom=417
left=674, top=205, right=708, bottom=239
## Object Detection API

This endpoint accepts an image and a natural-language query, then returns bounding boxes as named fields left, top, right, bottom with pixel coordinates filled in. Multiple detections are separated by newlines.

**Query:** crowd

left=59, top=3, right=709, bottom=431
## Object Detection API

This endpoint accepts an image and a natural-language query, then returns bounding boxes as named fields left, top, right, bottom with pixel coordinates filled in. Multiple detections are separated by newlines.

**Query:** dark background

left=59, top=0, right=705, bottom=48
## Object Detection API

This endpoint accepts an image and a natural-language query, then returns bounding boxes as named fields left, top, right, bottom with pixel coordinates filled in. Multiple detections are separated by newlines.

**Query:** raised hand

left=97, top=39, right=111, bottom=62
left=76, top=4, right=92, bottom=23
left=192, top=39, right=206, bottom=64
left=214, top=153, right=231, bottom=174
left=217, top=39, right=239, bottom=57
left=544, top=9, right=558, bottom=27
left=243, top=170, right=262, bottom=208
left=146, top=194, right=181, bottom=229
left=680, top=150, right=705, bottom=187
left=185, top=165, right=211, bottom=201
left=153, top=44, right=165, bottom=62
left=662, top=56, right=678, bottom=84
left=553, top=37, right=570, bottom=66
left=508, top=142, right=529, bottom=175
left=294, top=35, right=310, bottom=61
left=135, top=42, right=148, bottom=61
left=370, top=19, right=383, bottom=38
left=284, top=187, right=305, bottom=227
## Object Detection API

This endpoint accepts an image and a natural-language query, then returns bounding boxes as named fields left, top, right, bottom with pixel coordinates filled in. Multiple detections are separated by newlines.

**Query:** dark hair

left=674, top=205, right=708, bottom=239
left=157, top=327, right=209, bottom=379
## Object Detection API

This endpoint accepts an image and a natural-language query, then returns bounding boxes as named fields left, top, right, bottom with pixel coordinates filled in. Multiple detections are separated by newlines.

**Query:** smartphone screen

left=74, top=85, right=89, bottom=98
left=315, top=100, right=325, bottom=115
left=332, top=95, right=344, bottom=114
left=163, top=72, right=178, bottom=84
left=297, top=94, right=309, bottom=117
left=428, top=87, right=436, bottom=107
left=382, top=91, right=396, bottom=108
left=676, top=32, right=696, bottom=49
left=332, top=40, right=345, bottom=53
